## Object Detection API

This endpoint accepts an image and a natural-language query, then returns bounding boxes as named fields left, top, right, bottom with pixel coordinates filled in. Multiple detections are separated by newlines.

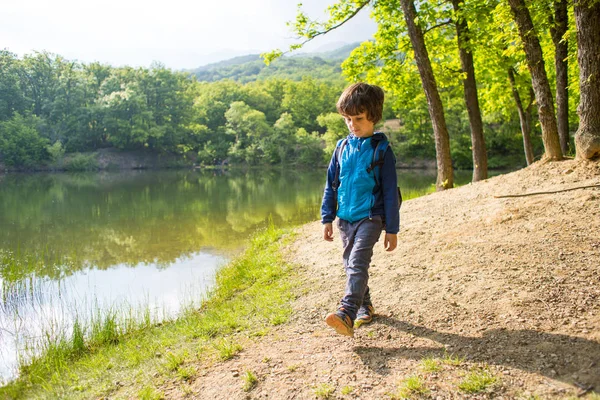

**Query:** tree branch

left=494, top=184, right=600, bottom=198
left=424, top=19, right=453, bottom=35
left=262, top=1, right=371, bottom=63
left=299, top=0, right=371, bottom=44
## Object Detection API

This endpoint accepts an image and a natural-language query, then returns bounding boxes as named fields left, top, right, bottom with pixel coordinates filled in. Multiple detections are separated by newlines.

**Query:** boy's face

left=342, top=112, right=375, bottom=138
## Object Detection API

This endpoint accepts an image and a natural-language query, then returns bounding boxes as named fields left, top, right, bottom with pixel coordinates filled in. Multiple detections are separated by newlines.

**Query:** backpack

left=332, top=137, right=402, bottom=208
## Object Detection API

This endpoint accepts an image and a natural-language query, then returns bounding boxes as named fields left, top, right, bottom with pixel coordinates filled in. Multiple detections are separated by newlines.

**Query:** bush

left=46, top=141, right=65, bottom=165
left=63, top=153, right=99, bottom=171
left=0, top=113, right=49, bottom=167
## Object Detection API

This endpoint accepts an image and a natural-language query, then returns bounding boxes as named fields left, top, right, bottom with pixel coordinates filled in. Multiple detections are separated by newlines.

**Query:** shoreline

left=0, top=149, right=524, bottom=174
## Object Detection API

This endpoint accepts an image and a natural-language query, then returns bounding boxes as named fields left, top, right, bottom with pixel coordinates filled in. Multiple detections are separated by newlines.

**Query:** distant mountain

left=289, top=42, right=363, bottom=61
left=192, top=54, right=263, bottom=73
left=188, top=42, right=362, bottom=83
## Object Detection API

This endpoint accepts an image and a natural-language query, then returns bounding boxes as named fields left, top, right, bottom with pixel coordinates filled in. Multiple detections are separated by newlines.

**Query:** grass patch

left=419, top=356, right=442, bottom=373
left=442, top=352, right=464, bottom=366
left=286, top=363, right=301, bottom=372
left=389, top=375, right=429, bottom=399
left=1, top=226, right=296, bottom=399
left=313, top=383, right=335, bottom=399
left=176, top=366, right=196, bottom=382
left=213, top=338, right=243, bottom=361
left=341, top=385, right=354, bottom=395
left=242, top=370, right=258, bottom=392
left=458, top=369, right=498, bottom=393
left=137, top=386, right=164, bottom=400
left=164, top=351, right=186, bottom=371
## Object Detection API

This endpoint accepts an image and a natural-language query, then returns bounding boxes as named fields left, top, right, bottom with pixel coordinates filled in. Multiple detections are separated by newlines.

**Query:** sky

left=1, top=0, right=377, bottom=70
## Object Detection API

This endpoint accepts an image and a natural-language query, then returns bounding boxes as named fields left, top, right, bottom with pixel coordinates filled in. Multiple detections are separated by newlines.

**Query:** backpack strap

left=367, top=139, right=389, bottom=194
left=332, top=139, right=347, bottom=192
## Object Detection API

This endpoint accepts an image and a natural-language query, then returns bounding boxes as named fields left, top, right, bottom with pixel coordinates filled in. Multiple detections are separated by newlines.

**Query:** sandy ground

left=172, top=159, right=600, bottom=399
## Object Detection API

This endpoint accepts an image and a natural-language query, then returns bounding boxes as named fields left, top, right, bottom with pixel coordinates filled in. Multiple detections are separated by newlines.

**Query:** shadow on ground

left=354, top=317, right=599, bottom=393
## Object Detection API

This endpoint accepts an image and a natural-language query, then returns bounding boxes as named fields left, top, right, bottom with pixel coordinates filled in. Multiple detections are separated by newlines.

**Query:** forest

left=1, top=0, right=599, bottom=179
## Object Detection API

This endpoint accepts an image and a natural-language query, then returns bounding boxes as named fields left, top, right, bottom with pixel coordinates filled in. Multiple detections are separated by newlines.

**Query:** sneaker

left=354, top=305, right=374, bottom=328
left=325, top=309, right=354, bottom=337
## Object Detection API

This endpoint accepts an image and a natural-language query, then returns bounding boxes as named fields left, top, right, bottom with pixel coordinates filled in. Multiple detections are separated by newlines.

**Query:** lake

left=0, top=167, right=475, bottom=382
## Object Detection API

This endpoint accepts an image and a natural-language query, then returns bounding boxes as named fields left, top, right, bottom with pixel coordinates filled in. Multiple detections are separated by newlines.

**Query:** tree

left=0, top=51, right=28, bottom=120
left=508, top=67, right=535, bottom=165
left=281, top=77, right=338, bottom=133
left=451, top=0, right=488, bottom=181
left=508, top=0, right=563, bottom=160
left=573, top=0, right=600, bottom=159
left=400, top=0, right=453, bottom=189
left=317, top=112, right=347, bottom=157
left=550, top=0, right=570, bottom=154
left=0, top=113, right=48, bottom=167
left=97, top=72, right=154, bottom=150
left=225, top=101, right=272, bottom=164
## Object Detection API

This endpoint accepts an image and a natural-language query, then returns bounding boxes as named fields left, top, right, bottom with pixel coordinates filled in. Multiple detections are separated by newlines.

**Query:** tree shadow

left=354, top=317, right=599, bottom=392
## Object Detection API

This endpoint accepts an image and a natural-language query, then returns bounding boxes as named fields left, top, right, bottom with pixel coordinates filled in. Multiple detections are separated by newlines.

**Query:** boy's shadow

left=354, top=316, right=599, bottom=391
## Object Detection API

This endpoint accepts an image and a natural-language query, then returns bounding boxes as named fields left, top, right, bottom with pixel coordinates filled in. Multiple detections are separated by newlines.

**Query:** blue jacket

left=321, top=132, right=400, bottom=234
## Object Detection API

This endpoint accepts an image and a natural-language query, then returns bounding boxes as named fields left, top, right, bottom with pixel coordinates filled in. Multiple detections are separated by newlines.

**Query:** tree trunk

left=451, top=0, right=488, bottom=182
left=400, top=0, right=454, bottom=190
left=574, top=0, right=600, bottom=159
left=508, top=0, right=563, bottom=161
left=508, top=68, right=535, bottom=165
left=550, top=0, right=570, bottom=155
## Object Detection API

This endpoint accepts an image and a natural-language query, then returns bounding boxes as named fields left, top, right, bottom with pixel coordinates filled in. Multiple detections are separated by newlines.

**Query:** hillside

left=189, top=42, right=361, bottom=83
left=167, top=159, right=600, bottom=399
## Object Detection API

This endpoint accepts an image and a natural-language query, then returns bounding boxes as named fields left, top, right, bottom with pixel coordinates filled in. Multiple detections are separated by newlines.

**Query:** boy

left=321, top=82, right=400, bottom=337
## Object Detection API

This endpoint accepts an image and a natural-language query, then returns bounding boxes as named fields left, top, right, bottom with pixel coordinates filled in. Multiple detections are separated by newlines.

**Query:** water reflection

left=0, top=169, right=324, bottom=281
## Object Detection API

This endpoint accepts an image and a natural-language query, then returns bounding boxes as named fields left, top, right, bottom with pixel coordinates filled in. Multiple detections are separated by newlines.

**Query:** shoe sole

left=354, top=316, right=373, bottom=328
left=325, top=313, right=354, bottom=337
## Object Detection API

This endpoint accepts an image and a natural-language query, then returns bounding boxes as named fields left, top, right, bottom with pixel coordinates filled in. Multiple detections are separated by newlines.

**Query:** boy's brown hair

left=336, top=82, right=384, bottom=124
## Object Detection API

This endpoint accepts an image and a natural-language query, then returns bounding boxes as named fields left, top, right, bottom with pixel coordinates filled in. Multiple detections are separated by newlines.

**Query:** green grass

left=242, top=370, right=258, bottom=392
left=137, top=386, right=164, bottom=400
left=286, top=363, right=300, bottom=372
left=164, top=351, right=186, bottom=371
left=389, top=375, right=429, bottom=399
left=441, top=352, right=464, bottom=366
left=458, top=369, right=498, bottom=393
left=213, top=338, right=243, bottom=360
left=1, top=226, right=296, bottom=399
left=313, top=383, right=335, bottom=399
left=419, top=356, right=442, bottom=373
left=341, top=385, right=354, bottom=395
left=176, top=366, right=196, bottom=382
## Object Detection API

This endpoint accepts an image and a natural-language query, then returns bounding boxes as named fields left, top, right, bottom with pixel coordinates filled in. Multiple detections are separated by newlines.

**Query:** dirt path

left=181, top=159, right=600, bottom=399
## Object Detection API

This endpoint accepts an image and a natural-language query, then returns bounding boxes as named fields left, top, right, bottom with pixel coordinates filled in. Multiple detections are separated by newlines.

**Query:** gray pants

left=337, top=216, right=383, bottom=321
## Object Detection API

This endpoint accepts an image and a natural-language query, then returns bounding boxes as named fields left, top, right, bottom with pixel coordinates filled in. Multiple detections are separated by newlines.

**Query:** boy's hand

left=323, top=223, right=334, bottom=242
left=384, top=233, right=397, bottom=251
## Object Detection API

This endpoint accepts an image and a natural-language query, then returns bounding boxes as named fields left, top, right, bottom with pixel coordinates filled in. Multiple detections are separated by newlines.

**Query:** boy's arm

left=381, top=146, right=400, bottom=235
left=320, top=149, right=338, bottom=226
